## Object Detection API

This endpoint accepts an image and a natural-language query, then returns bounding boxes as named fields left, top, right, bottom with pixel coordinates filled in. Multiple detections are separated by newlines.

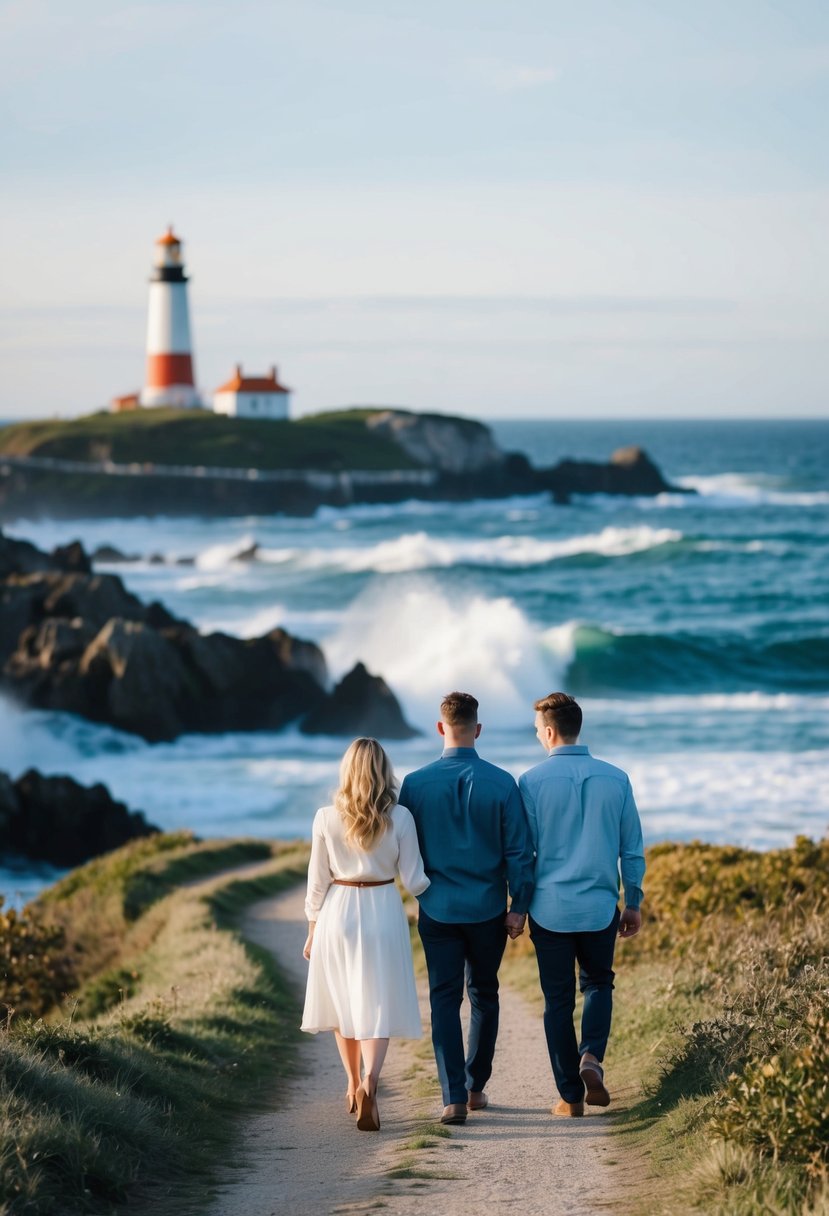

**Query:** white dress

left=301, top=803, right=430, bottom=1039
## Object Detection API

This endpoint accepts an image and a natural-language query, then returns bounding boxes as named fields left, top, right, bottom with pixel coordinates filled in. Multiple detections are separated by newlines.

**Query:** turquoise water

left=2, top=419, right=828, bottom=901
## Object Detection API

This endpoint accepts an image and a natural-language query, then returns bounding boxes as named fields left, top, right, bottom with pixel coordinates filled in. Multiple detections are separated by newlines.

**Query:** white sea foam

left=323, top=582, right=567, bottom=730
left=194, top=535, right=259, bottom=570
left=677, top=474, right=829, bottom=507
left=197, top=603, right=290, bottom=638
left=314, top=494, right=550, bottom=524
left=627, top=750, right=829, bottom=851
left=586, top=691, right=829, bottom=714
left=254, top=525, right=684, bottom=576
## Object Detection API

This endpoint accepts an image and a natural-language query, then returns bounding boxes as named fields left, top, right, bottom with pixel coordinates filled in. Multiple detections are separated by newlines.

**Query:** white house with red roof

left=213, top=365, right=292, bottom=420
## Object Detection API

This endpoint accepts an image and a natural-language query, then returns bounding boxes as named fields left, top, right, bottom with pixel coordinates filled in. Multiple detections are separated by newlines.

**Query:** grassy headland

left=4, top=834, right=828, bottom=1214
left=0, top=833, right=310, bottom=1215
left=501, top=835, right=829, bottom=1214
left=0, top=407, right=422, bottom=472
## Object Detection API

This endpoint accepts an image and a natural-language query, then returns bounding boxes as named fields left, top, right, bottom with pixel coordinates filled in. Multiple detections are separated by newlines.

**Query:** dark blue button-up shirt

left=399, top=747, right=535, bottom=924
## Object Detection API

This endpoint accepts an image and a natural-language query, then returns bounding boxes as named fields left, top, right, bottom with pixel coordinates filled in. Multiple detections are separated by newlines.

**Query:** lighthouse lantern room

left=139, top=226, right=202, bottom=408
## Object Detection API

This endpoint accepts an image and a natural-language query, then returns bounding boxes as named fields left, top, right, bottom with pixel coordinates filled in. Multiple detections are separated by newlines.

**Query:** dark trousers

left=418, top=906, right=508, bottom=1105
left=529, top=907, right=620, bottom=1103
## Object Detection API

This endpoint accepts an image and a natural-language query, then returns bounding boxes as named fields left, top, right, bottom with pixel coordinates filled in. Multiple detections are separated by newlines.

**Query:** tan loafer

left=440, top=1102, right=468, bottom=1124
left=553, top=1098, right=585, bottom=1117
left=468, top=1090, right=488, bottom=1111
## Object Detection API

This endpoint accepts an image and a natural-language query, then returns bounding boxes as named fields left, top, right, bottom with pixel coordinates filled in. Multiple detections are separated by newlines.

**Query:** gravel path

left=204, top=885, right=624, bottom=1216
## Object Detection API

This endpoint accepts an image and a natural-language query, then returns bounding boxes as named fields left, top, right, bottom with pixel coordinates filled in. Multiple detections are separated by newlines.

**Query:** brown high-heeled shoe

left=355, top=1084, right=380, bottom=1131
left=346, top=1091, right=358, bottom=1114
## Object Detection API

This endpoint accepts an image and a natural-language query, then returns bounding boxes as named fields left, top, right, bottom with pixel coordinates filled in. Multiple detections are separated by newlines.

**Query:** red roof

left=156, top=225, right=181, bottom=246
left=215, top=364, right=291, bottom=394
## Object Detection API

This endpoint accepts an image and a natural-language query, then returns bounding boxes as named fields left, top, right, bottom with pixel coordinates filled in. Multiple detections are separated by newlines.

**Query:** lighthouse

left=139, top=226, right=201, bottom=408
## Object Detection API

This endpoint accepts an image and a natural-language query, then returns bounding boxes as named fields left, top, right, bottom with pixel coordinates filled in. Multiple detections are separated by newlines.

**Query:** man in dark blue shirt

left=399, top=691, right=534, bottom=1124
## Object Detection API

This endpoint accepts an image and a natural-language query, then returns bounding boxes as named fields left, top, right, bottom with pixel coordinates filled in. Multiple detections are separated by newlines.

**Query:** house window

left=250, top=398, right=258, bottom=411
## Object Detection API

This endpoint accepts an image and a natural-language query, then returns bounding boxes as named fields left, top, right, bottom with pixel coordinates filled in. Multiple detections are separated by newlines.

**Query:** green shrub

left=0, top=900, right=77, bottom=1018
left=641, top=836, right=829, bottom=957
left=712, top=1002, right=829, bottom=1173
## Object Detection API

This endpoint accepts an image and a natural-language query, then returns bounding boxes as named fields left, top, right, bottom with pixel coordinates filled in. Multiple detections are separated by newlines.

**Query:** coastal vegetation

left=0, top=833, right=309, bottom=1215
left=0, top=408, right=422, bottom=472
left=504, top=834, right=829, bottom=1214
left=5, top=833, right=826, bottom=1213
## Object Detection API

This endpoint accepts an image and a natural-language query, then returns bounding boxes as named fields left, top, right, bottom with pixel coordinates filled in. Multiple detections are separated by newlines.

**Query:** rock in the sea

left=1, top=526, right=331, bottom=740
left=0, top=529, right=91, bottom=578
left=78, top=618, right=194, bottom=741
left=0, top=522, right=408, bottom=746
left=0, top=772, right=21, bottom=840
left=51, top=541, right=92, bottom=573
left=300, top=661, right=418, bottom=740
left=91, top=544, right=139, bottom=563
left=2, top=769, right=157, bottom=867
left=537, top=446, right=677, bottom=498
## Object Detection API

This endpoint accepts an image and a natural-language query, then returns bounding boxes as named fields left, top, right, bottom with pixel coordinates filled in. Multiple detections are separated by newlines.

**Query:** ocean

left=2, top=418, right=828, bottom=904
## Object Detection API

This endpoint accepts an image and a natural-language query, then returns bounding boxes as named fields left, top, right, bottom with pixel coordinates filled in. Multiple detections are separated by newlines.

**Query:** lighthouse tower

left=139, top=226, right=201, bottom=408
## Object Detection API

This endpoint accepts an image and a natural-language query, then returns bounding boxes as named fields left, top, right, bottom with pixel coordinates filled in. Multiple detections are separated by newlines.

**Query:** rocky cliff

left=0, top=407, right=687, bottom=521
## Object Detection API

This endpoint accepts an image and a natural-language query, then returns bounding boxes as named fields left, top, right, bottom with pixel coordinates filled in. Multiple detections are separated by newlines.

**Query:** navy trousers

left=529, top=907, right=620, bottom=1104
left=418, top=906, right=508, bottom=1106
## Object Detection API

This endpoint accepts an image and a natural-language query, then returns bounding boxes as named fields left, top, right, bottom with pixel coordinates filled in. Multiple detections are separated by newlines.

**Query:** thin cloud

left=492, top=64, right=558, bottom=92
left=465, top=58, right=558, bottom=93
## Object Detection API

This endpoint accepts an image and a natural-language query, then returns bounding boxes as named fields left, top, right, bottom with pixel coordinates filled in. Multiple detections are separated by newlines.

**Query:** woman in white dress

left=301, top=737, right=429, bottom=1131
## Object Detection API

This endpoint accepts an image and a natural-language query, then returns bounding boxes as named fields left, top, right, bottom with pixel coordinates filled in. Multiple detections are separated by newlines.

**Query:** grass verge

left=0, top=833, right=310, bottom=1216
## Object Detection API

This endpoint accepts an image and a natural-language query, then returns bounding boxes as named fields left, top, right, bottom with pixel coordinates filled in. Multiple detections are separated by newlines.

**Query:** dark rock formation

left=0, top=532, right=92, bottom=578
left=0, top=768, right=157, bottom=867
left=535, top=446, right=678, bottom=499
left=301, top=662, right=418, bottom=740
left=92, top=544, right=139, bottom=563
left=0, top=529, right=412, bottom=744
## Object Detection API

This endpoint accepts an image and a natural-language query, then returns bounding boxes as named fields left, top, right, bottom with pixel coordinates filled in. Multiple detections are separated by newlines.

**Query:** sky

left=1, top=0, right=828, bottom=420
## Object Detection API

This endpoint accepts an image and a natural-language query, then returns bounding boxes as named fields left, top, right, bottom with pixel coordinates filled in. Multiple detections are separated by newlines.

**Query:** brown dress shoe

left=440, top=1103, right=468, bottom=1124
left=468, top=1090, right=488, bottom=1111
left=579, top=1059, right=611, bottom=1107
left=553, top=1098, right=585, bottom=1117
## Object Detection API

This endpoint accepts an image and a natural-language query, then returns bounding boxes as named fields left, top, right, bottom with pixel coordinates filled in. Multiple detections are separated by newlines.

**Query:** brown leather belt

left=332, top=878, right=394, bottom=888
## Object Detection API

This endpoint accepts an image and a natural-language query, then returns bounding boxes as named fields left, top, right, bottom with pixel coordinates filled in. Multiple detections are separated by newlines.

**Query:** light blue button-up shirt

left=399, top=747, right=535, bottom=924
left=519, top=744, right=645, bottom=933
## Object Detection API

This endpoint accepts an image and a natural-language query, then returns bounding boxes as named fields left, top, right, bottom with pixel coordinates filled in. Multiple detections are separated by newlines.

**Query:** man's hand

left=618, top=907, right=641, bottom=938
left=303, top=922, right=316, bottom=960
left=505, top=911, right=526, bottom=940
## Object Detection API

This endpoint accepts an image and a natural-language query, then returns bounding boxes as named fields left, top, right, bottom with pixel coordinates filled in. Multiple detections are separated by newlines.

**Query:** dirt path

left=204, top=885, right=625, bottom=1216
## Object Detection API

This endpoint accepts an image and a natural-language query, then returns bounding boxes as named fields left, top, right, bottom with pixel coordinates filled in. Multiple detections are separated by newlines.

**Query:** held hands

left=505, top=911, right=526, bottom=940
left=618, top=907, right=642, bottom=938
left=303, top=922, right=316, bottom=960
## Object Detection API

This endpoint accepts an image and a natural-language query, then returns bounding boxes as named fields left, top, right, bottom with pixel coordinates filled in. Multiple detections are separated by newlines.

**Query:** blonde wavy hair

left=334, top=737, right=398, bottom=851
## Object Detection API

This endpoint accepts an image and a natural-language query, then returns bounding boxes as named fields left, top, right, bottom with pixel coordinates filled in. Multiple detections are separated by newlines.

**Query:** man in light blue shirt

left=400, top=691, right=534, bottom=1125
left=519, top=691, right=645, bottom=1117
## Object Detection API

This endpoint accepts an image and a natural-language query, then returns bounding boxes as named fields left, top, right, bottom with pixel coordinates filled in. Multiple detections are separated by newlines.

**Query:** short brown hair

left=440, top=691, right=479, bottom=726
left=534, top=692, right=582, bottom=740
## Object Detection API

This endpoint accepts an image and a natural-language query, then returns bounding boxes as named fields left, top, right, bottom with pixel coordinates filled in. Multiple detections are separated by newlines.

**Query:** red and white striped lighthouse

left=139, top=226, right=201, bottom=408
